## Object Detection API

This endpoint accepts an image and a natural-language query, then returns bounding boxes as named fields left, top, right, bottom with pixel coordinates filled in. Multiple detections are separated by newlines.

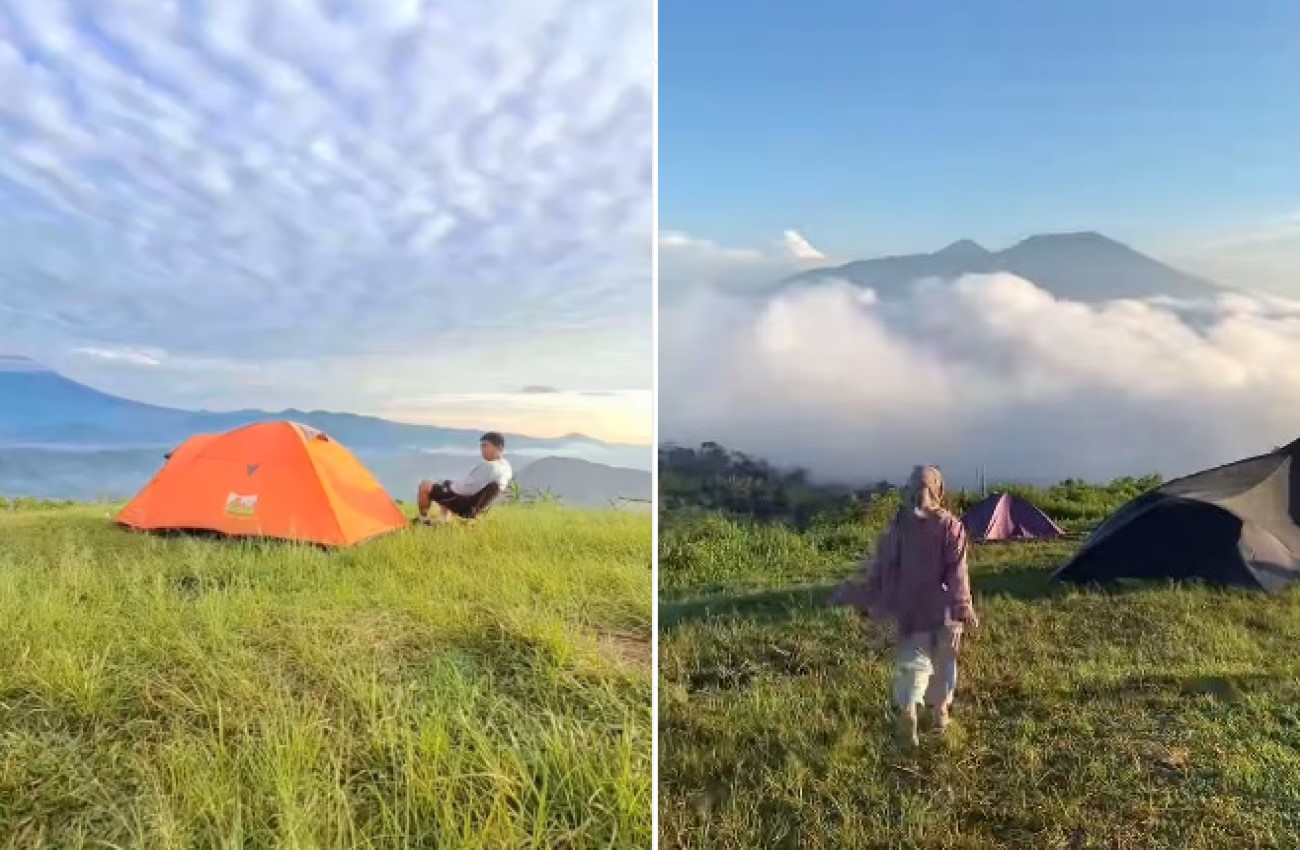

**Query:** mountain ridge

left=0, top=359, right=641, bottom=450
left=513, top=456, right=652, bottom=507
left=0, top=362, right=652, bottom=504
left=787, top=231, right=1225, bottom=303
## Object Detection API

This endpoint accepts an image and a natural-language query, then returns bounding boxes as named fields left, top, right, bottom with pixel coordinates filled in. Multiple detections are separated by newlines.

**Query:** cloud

left=519, top=385, right=562, bottom=394
left=658, top=230, right=822, bottom=305
left=781, top=229, right=826, bottom=261
left=660, top=231, right=1300, bottom=485
left=0, top=354, right=47, bottom=372
left=72, top=346, right=164, bottom=366
left=659, top=231, right=763, bottom=260
left=0, top=0, right=652, bottom=421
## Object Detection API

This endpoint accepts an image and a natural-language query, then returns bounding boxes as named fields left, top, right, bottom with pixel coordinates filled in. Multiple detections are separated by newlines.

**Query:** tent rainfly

left=117, top=421, right=405, bottom=547
left=961, top=492, right=1064, bottom=542
left=1053, top=439, right=1300, bottom=592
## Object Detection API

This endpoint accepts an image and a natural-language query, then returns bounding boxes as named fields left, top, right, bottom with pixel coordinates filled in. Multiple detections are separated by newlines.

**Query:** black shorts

left=429, top=481, right=480, bottom=518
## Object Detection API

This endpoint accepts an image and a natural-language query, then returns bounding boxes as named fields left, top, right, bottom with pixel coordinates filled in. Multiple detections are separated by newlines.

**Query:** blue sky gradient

left=660, top=0, right=1300, bottom=278
left=658, top=0, right=1300, bottom=484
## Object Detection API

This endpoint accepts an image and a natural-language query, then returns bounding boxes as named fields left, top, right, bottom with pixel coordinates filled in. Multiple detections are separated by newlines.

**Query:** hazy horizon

left=1, top=354, right=650, bottom=447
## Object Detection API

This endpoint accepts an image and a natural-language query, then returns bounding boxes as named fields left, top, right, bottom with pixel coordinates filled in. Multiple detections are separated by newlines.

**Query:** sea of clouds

left=660, top=233, right=1300, bottom=486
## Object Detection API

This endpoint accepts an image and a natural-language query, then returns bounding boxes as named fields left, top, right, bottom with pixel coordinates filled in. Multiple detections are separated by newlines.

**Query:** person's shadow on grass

left=660, top=561, right=1082, bottom=631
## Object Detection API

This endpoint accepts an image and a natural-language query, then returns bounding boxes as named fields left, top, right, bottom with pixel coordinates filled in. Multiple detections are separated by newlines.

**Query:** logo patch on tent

left=246, top=463, right=261, bottom=476
left=225, top=492, right=258, bottom=517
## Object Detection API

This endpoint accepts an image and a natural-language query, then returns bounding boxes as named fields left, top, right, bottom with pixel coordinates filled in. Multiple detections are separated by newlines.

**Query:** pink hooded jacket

left=832, top=466, right=977, bottom=633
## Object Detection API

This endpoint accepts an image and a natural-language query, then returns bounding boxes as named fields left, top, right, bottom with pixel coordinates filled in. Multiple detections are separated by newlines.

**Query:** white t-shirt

left=449, top=457, right=512, bottom=496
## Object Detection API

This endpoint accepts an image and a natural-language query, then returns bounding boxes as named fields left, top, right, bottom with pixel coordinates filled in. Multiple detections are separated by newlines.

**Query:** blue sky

left=0, top=0, right=652, bottom=443
left=660, top=0, right=1300, bottom=289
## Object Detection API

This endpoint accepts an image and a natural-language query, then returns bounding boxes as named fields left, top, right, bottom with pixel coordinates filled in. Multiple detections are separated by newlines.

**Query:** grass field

left=0, top=502, right=651, bottom=849
left=659, top=495, right=1300, bottom=850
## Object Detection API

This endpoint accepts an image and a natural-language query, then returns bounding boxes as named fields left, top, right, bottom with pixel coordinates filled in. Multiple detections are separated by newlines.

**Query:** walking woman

left=833, top=465, right=979, bottom=746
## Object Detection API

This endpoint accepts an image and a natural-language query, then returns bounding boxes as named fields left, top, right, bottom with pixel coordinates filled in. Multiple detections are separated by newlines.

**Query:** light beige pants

left=892, top=624, right=962, bottom=710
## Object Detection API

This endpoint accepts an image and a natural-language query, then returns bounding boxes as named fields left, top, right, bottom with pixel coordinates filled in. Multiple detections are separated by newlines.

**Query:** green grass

left=0, top=502, right=651, bottom=849
left=659, top=508, right=1300, bottom=849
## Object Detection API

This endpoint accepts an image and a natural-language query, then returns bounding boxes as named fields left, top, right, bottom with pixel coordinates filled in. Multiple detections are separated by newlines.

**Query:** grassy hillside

left=659, top=484, right=1300, bottom=850
left=0, top=503, right=651, bottom=849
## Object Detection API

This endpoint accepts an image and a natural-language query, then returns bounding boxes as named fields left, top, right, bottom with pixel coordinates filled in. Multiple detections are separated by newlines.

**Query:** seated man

left=415, top=431, right=512, bottom=525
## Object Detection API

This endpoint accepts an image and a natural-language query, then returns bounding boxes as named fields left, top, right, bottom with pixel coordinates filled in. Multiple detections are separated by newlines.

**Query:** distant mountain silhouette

left=0, top=358, right=631, bottom=454
left=514, top=456, right=651, bottom=507
left=787, top=232, right=1225, bottom=302
left=0, top=358, right=652, bottom=503
left=0, top=358, right=195, bottom=444
left=0, top=445, right=656, bottom=506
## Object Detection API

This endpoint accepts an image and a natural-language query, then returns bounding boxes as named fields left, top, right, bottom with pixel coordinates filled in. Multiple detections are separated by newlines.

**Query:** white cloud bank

left=660, top=232, right=1300, bottom=485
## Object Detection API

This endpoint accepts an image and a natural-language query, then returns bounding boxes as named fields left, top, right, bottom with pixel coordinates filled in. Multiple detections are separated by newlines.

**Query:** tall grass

left=659, top=487, right=1300, bottom=849
left=0, top=503, right=651, bottom=849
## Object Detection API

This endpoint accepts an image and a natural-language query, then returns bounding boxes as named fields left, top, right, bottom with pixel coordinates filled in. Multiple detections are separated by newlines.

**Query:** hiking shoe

left=412, top=516, right=432, bottom=527
left=896, top=707, right=919, bottom=747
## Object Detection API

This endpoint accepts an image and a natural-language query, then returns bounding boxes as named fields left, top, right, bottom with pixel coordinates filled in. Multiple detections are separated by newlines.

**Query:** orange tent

left=117, top=421, right=405, bottom=547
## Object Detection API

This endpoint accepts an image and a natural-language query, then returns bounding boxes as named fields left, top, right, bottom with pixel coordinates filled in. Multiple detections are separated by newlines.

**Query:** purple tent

left=961, top=492, right=1063, bottom=542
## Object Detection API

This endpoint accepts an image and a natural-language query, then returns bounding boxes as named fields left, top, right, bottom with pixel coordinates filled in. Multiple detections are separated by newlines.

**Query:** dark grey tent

left=1053, top=439, right=1300, bottom=592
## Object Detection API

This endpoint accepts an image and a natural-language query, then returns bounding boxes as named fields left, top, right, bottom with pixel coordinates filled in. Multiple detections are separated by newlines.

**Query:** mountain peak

left=1010, top=231, right=1119, bottom=249
left=787, top=229, right=1224, bottom=303
left=0, top=355, right=50, bottom=373
left=935, top=239, right=990, bottom=258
